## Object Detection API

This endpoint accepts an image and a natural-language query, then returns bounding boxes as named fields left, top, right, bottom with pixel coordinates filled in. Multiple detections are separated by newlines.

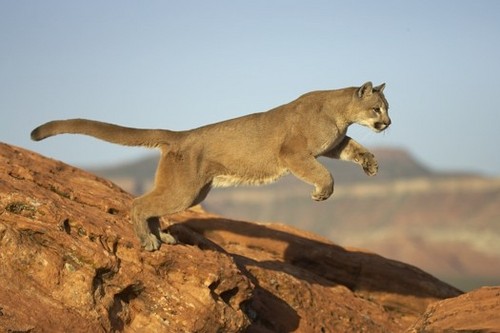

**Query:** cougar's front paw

left=362, top=153, right=378, bottom=176
left=311, top=183, right=334, bottom=201
left=141, top=233, right=162, bottom=252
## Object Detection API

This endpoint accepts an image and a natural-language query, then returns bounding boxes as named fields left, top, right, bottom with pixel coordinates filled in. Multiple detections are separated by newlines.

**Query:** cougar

left=31, top=81, right=391, bottom=251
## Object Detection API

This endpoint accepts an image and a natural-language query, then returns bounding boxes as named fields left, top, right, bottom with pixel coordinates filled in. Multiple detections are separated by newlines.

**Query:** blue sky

left=1, top=1, right=499, bottom=175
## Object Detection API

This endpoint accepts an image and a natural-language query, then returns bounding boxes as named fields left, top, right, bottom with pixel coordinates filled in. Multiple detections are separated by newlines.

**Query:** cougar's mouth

left=374, top=120, right=391, bottom=132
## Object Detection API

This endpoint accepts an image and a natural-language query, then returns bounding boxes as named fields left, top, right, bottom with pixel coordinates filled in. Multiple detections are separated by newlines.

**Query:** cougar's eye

left=372, top=107, right=381, bottom=114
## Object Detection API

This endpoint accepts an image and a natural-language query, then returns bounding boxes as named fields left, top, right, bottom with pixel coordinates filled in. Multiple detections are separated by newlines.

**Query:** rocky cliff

left=1, top=142, right=498, bottom=332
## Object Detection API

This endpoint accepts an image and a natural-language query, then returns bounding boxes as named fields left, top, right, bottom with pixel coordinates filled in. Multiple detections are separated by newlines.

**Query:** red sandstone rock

left=406, top=286, right=500, bottom=333
left=0, top=143, right=250, bottom=332
left=0, top=142, right=493, bottom=332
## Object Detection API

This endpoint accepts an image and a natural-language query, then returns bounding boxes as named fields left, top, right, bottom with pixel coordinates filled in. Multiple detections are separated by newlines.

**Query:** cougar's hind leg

left=131, top=151, right=212, bottom=251
left=131, top=191, right=179, bottom=251
left=131, top=193, right=168, bottom=251
left=131, top=186, right=196, bottom=251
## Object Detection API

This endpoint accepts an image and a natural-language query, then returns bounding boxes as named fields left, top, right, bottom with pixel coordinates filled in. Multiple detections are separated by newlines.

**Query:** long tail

left=31, top=118, right=179, bottom=148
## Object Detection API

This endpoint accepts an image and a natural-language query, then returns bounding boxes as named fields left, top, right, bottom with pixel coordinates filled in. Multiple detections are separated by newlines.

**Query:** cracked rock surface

left=1, top=142, right=496, bottom=332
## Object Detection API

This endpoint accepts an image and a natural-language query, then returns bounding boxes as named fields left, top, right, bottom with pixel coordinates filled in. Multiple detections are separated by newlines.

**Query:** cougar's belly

left=212, top=167, right=289, bottom=188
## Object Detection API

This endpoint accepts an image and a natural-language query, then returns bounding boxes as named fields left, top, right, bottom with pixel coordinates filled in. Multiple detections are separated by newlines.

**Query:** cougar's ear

left=358, top=81, right=373, bottom=98
left=374, top=83, right=386, bottom=93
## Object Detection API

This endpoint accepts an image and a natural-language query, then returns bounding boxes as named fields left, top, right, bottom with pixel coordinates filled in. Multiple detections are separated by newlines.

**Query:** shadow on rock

left=169, top=216, right=462, bottom=331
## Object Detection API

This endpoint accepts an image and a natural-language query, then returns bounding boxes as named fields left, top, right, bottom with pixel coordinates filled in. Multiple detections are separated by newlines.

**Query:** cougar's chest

left=316, top=128, right=347, bottom=155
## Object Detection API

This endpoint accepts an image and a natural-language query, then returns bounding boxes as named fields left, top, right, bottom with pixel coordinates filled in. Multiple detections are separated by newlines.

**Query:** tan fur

left=31, top=81, right=391, bottom=251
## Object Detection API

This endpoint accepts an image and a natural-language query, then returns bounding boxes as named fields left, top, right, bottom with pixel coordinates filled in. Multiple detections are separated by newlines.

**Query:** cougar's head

left=354, top=82, right=391, bottom=133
